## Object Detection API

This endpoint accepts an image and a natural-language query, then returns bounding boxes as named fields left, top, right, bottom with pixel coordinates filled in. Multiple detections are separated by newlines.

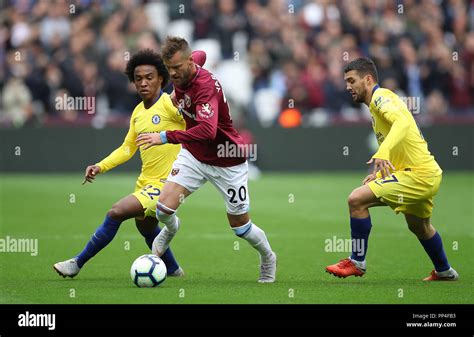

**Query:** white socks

left=156, top=205, right=179, bottom=234
left=350, top=257, right=366, bottom=270
left=234, top=221, right=273, bottom=262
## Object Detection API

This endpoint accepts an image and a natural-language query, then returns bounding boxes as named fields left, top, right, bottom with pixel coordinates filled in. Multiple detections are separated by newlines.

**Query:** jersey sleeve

left=372, top=95, right=410, bottom=161
left=166, top=88, right=218, bottom=144
left=96, top=111, right=138, bottom=173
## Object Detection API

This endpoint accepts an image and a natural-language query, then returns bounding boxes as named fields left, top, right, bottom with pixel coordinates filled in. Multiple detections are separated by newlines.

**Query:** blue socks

left=76, top=215, right=121, bottom=268
left=350, top=216, right=372, bottom=262
left=141, top=226, right=179, bottom=274
left=419, top=232, right=450, bottom=272
left=76, top=215, right=180, bottom=274
left=348, top=216, right=450, bottom=272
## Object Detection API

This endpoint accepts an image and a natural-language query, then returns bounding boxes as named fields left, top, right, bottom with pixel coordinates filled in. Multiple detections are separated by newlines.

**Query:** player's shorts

left=132, top=177, right=165, bottom=218
left=367, top=170, right=442, bottom=218
left=166, top=148, right=249, bottom=215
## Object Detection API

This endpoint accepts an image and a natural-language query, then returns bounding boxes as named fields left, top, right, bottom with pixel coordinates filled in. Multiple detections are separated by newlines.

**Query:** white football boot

left=168, top=266, right=185, bottom=277
left=258, top=252, right=277, bottom=283
left=152, top=222, right=179, bottom=257
left=424, top=267, right=459, bottom=281
left=53, top=258, right=81, bottom=278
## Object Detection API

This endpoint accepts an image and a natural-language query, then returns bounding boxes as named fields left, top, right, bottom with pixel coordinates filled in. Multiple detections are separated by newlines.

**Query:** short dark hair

left=125, top=49, right=169, bottom=86
left=162, top=36, right=191, bottom=61
left=344, top=57, right=378, bottom=82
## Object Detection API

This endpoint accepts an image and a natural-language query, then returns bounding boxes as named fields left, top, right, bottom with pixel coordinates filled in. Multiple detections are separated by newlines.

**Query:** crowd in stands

left=1, top=0, right=473, bottom=128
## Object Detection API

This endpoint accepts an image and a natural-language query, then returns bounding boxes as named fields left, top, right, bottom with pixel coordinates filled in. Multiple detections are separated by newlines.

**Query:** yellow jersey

left=96, top=92, right=185, bottom=185
left=369, top=86, right=442, bottom=175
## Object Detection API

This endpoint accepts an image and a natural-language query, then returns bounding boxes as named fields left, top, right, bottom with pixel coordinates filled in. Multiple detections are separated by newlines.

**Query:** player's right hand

left=362, top=174, right=377, bottom=185
left=83, top=165, right=101, bottom=184
left=367, top=157, right=395, bottom=179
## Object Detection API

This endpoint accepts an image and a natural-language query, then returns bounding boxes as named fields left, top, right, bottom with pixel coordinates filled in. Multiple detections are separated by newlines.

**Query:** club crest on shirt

left=198, top=103, right=214, bottom=119
left=171, top=168, right=180, bottom=176
left=184, top=94, right=192, bottom=108
left=152, top=115, right=161, bottom=124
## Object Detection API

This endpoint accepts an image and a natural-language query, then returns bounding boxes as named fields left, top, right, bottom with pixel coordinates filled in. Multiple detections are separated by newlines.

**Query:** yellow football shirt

left=369, top=87, right=442, bottom=175
left=96, top=93, right=185, bottom=185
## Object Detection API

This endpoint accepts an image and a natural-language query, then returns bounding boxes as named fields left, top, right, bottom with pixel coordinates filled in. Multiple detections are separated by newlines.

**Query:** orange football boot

left=423, top=269, right=459, bottom=281
left=326, top=258, right=366, bottom=278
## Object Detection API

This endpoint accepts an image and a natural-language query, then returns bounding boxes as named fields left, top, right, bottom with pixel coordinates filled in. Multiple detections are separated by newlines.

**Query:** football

left=130, top=254, right=167, bottom=287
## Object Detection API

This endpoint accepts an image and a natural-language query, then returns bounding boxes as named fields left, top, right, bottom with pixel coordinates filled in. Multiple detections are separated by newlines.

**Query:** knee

left=107, top=204, right=124, bottom=221
left=229, top=218, right=248, bottom=228
left=348, top=190, right=364, bottom=211
left=228, top=213, right=250, bottom=228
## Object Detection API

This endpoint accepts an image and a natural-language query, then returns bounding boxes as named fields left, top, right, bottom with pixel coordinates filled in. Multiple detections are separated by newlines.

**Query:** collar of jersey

left=144, top=90, right=163, bottom=109
left=371, top=84, right=380, bottom=97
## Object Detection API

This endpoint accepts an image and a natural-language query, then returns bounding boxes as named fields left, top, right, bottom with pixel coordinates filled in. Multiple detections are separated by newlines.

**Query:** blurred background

left=1, top=0, right=473, bottom=171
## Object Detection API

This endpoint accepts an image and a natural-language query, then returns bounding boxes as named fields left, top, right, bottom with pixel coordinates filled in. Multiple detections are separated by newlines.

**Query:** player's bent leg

left=135, top=217, right=184, bottom=277
left=229, top=213, right=277, bottom=283
left=152, top=182, right=192, bottom=257
left=326, top=185, right=383, bottom=278
left=54, top=195, right=144, bottom=278
left=347, top=185, right=383, bottom=218
left=404, top=214, right=458, bottom=281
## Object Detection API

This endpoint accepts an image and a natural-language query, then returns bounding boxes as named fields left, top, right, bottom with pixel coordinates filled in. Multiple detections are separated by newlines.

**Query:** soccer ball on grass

left=130, top=254, right=167, bottom=287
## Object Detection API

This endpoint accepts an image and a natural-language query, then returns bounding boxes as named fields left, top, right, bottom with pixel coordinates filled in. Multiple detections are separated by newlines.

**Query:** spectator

left=1, top=0, right=472, bottom=128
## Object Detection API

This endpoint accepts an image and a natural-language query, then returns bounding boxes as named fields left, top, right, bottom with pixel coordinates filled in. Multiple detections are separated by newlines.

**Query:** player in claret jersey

left=136, top=36, right=277, bottom=283
left=53, top=49, right=207, bottom=278
left=326, top=58, right=458, bottom=281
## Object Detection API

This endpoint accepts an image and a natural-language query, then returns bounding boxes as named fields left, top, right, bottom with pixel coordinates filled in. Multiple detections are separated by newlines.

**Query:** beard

left=173, top=68, right=192, bottom=88
left=353, top=87, right=367, bottom=103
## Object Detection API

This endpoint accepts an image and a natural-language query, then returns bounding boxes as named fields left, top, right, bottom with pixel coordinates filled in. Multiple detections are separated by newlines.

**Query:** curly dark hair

left=125, top=49, right=170, bottom=87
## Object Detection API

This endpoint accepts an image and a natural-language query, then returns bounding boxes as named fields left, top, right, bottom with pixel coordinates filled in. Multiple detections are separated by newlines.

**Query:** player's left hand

left=136, top=133, right=163, bottom=150
left=367, top=157, right=395, bottom=178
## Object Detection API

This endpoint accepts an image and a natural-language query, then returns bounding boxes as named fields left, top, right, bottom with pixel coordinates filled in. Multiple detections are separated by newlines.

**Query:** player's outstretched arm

left=82, top=165, right=101, bottom=184
left=136, top=133, right=164, bottom=149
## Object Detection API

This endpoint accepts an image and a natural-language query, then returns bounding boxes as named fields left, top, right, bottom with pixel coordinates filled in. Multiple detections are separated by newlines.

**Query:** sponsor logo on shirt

left=375, top=96, right=390, bottom=109
left=375, top=132, right=384, bottom=143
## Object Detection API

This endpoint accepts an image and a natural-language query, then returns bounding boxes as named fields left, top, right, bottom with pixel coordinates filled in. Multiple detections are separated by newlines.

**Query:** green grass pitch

left=0, top=172, right=472, bottom=304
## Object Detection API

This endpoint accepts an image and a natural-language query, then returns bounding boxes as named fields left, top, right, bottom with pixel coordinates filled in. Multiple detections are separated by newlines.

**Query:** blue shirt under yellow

left=369, top=86, right=442, bottom=175
left=96, top=93, right=185, bottom=185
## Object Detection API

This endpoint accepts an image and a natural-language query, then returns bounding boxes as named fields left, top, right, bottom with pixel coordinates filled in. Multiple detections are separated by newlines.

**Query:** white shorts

left=167, top=148, right=250, bottom=215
